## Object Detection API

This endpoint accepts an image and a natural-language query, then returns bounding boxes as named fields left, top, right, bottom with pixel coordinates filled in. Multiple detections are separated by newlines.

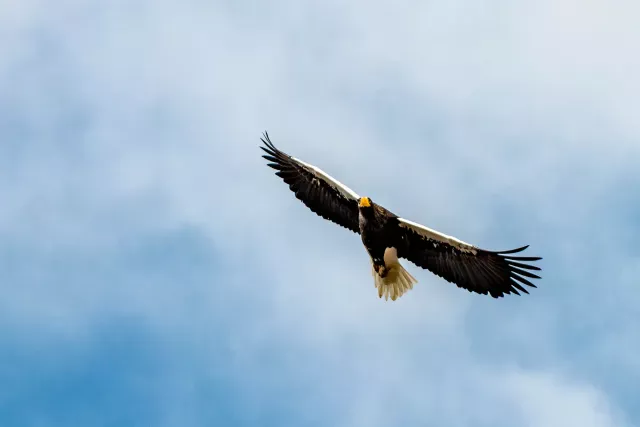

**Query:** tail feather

left=372, top=260, right=418, bottom=301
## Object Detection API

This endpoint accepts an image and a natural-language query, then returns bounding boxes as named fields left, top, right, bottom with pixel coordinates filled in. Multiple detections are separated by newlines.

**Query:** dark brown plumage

left=260, top=132, right=359, bottom=233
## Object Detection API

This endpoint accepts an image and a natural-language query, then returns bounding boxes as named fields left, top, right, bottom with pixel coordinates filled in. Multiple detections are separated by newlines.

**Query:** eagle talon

left=376, top=264, right=388, bottom=278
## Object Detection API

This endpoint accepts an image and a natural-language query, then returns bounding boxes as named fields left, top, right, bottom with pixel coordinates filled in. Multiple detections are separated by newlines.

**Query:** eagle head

left=358, top=197, right=372, bottom=208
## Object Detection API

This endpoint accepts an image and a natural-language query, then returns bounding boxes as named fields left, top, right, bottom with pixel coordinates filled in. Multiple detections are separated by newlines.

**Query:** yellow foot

left=376, top=264, right=388, bottom=278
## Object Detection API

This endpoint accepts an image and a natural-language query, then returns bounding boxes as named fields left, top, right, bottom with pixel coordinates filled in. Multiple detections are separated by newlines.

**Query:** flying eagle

left=260, top=132, right=542, bottom=301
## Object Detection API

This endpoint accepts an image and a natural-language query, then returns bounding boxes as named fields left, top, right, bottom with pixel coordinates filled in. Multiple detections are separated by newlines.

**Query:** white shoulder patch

left=397, top=217, right=478, bottom=255
left=292, top=156, right=360, bottom=200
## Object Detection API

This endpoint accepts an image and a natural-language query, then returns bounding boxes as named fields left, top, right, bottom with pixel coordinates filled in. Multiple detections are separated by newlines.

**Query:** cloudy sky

left=1, top=0, right=639, bottom=425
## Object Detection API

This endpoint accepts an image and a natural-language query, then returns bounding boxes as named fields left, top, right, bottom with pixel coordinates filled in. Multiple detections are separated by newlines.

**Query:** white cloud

left=1, top=0, right=638, bottom=425
left=504, top=369, right=630, bottom=427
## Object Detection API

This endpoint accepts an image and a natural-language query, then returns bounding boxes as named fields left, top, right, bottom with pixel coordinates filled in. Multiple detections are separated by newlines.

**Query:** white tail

left=372, top=248, right=418, bottom=301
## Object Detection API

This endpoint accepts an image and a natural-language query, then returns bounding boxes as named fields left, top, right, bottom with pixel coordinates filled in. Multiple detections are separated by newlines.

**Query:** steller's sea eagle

left=260, top=132, right=542, bottom=301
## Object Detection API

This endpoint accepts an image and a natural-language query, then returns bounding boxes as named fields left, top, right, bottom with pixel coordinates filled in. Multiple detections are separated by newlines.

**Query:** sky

left=1, top=0, right=639, bottom=426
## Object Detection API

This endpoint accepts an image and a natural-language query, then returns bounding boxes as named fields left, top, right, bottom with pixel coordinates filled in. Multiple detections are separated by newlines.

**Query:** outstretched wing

left=394, top=217, right=542, bottom=298
left=260, top=131, right=361, bottom=234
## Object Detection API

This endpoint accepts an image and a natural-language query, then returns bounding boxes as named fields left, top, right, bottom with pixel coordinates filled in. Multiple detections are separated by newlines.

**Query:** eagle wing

left=260, top=132, right=361, bottom=233
left=394, top=217, right=542, bottom=297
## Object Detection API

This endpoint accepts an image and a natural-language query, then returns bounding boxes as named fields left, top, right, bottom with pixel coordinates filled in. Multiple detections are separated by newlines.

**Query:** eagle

left=260, top=132, right=542, bottom=301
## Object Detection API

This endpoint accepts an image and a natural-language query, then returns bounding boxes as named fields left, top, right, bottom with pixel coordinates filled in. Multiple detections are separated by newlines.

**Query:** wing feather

left=260, top=132, right=360, bottom=233
left=394, top=217, right=542, bottom=298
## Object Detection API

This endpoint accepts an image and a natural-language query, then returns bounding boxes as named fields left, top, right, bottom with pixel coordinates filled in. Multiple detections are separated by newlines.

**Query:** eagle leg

left=375, top=263, right=388, bottom=278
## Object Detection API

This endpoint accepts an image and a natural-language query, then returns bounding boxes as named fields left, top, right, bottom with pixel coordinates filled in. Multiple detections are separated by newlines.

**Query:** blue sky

left=1, top=0, right=639, bottom=426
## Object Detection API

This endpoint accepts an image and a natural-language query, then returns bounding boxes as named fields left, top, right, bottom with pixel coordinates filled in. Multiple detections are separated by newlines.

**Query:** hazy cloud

left=1, top=0, right=638, bottom=425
